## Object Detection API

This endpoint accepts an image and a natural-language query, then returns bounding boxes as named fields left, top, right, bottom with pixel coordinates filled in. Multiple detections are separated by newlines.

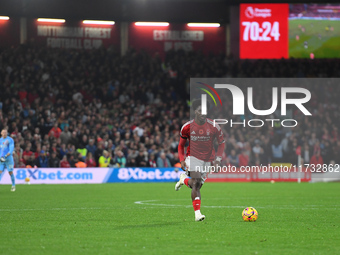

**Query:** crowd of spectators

left=0, top=44, right=339, bottom=168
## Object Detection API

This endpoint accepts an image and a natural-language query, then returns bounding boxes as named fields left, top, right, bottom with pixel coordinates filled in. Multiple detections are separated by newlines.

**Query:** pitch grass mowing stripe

left=0, top=182, right=339, bottom=255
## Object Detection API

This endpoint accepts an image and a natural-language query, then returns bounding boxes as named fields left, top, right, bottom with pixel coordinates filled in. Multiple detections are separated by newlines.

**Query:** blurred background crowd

left=0, top=44, right=339, bottom=168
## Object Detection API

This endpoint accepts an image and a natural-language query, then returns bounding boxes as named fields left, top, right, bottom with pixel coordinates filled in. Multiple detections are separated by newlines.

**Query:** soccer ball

left=242, top=207, right=258, bottom=222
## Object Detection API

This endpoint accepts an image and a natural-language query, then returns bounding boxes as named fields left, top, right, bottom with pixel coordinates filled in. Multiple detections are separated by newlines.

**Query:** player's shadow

left=114, top=221, right=183, bottom=230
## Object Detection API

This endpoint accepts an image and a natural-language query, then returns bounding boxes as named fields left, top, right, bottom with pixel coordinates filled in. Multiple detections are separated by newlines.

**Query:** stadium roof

left=0, top=0, right=339, bottom=23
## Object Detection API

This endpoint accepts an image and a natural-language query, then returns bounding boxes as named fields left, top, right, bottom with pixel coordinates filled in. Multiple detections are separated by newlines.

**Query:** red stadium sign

left=129, top=23, right=225, bottom=57
left=28, top=19, right=120, bottom=50
left=240, top=3, right=289, bottom=59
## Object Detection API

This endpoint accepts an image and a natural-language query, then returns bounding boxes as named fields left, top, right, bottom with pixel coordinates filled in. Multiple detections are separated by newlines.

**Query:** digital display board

left=289, top=4, right=340, bottom=58
left=240, top=3, right=340, bottom=59
left=240, top=3, right=289, bottom=59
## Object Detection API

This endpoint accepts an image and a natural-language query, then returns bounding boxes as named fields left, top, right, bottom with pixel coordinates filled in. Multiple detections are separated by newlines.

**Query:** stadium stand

left=0, top=45, right=340, bottom=168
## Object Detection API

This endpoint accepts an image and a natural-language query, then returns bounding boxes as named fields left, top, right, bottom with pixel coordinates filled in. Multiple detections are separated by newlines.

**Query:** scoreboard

left=240, top=3, right=289, bottom=59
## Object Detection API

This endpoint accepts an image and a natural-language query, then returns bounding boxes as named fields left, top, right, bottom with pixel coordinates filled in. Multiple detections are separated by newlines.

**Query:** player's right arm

left=178, top=137, right=187, bottom=170
left=178, top=122, right=190, bottom=171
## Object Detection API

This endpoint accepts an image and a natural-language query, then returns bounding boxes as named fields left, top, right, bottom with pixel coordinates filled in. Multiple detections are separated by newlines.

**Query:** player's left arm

left=6, top=138, right=14, bottom=157
left=214, top=125, right=225, bottom=172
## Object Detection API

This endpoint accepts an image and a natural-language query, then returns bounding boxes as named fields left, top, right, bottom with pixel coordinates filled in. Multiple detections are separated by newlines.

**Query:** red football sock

left=184, top=178, right=190, bottom=187
left=192, top=198, right=201, bottom=211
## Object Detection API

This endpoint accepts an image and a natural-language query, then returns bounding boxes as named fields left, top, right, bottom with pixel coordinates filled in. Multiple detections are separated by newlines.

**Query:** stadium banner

left=0, top=166, right=323, bottom=184
left=0, top=167, right=183, bottom=184
left=105, top=167, right=183, bottom=183
left=240, top=3, right=289, bottom=59
left=128, top=23, right=225, bottom=57
left=1, top=168, right=108, bottom=184
left=27, top=19, right=120, bottom=50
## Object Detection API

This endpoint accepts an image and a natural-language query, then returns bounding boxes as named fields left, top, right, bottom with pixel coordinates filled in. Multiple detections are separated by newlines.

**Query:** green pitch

left=0, top=182, right=339, bottom=254
left=289, top=19, right=340, bottom=58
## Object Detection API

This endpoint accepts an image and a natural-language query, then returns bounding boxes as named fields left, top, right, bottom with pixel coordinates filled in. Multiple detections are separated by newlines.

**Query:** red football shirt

left=180, top=118, right=225, bottom=162
left=22, top=150, right=34, bottom=164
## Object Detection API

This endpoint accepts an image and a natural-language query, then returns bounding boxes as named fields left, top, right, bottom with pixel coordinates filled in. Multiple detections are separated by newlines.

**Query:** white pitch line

left=134, top=200, right=339, bottom=210
left=135, top=200, right=257, bottom=209
left=0, top=207, right=112, bottom=212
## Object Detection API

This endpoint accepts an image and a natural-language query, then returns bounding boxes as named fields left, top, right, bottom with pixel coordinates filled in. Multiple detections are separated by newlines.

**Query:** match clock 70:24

left=241, top=21, right=280, bottom=42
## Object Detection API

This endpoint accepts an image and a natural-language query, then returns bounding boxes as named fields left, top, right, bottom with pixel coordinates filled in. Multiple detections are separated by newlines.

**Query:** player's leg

left=188, top=171, right=205, bottom=221
left=175, top=172, right=188, bottom=191
left=187, top=157, right=205, bottom=221
left=178, top=174, right=205, bottom=221
left=188, top=170, right=201, bottom=200
left=174, top=156, right=205, bottom=221
left=175, top=156, right=191, bottom=191
left=182, top=156, right=204, bottom=194
left=9, top=171, right=15, bottom=191
left=6, top=159, right=15, bottom=191
left=0, top=162, right=4, bottom=182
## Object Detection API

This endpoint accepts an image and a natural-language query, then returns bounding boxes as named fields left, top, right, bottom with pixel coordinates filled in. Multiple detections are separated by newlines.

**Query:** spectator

left=310, top=150, right=324, bottom=166
left=170, top=152, right=180, bottom=166
left=287, top=138, right=299, bottom=165
left=67, top=143, right=76, bottom=156
left=23, top=145, right=35, bottom=166
left=301, top=143, right=311, bottom=164
left=75, top=153, right=87, bottom=168
left=77, top=144, right=88, bottom=160
left=126, top=158, right=137, bottom=167
left=35, top=150, right=49, bottom=168
left=60, top=155, right=70, bottom=168
left=113, top=150, right=126, bottom=167
left=86, top=139, right=97, bottom=156
left=321, top=140, right=332, bottom=164
left=69, top=131, right=79, bottom=148
left=148, top=154, right=157, bottom=167
left=48, top=122, right=62, bottom=139
left=79, top=134, right=88, bottom=149
left=95, top=142, right=104, bottom=165
left=227, top=149, right=239, bottom=167
left=271, top=139, right=284, bottom=163
left=85, top=152, right=97, bottom=167
left=50, top=141, right=58, bottom=155
left=14, top=147, right=25, bottom=168
left=99, top=150, right=111, bottom=167
left=136, top=150, right=148, bottom=167
left=68, top=154, right=76, bottom=167
left=238, top=150, right=249, bottom=167
left=43, top=117, right=53, bottom=137
left=59, top=143, right=68, bottom=159
left=309, top=133, right=318, bottom=147
left=60, top=126, right=71, bottom=145
left=157, top=152, right=171, bottom=167
left=49, top=151, right=60, bottom=167
left=252, top=141, right=262, bottom=155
